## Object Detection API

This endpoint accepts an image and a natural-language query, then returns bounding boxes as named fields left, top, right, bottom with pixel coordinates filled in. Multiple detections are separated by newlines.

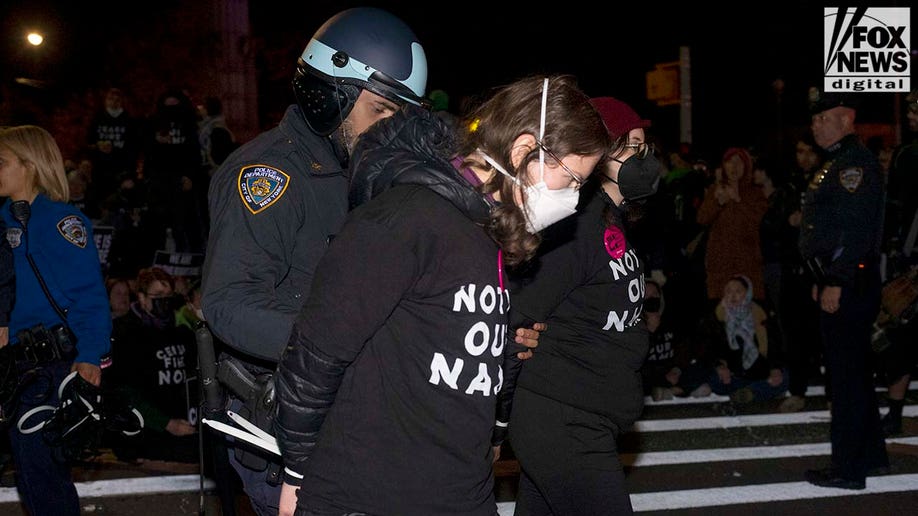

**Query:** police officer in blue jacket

left=0, top=125, right=111, bottom=516
left=800, top=93, right=889, bottom=490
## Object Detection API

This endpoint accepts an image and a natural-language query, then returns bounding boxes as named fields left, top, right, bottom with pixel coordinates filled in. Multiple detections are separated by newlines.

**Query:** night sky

left=2, top=1, right=914, bottom=159
left=250, top=0, right=834, bottom=155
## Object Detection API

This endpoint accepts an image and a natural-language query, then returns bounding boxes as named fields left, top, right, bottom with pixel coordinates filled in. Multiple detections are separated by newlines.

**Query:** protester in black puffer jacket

left=274, top=75, right=610, bottom=516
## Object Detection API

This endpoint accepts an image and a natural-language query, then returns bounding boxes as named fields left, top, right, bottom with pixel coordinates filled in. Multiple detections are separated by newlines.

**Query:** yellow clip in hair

left=468, top=118, right=480, bottom=132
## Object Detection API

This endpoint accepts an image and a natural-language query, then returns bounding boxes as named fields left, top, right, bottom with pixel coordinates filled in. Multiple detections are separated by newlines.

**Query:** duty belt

left=11, top=324, right=76, bottom=369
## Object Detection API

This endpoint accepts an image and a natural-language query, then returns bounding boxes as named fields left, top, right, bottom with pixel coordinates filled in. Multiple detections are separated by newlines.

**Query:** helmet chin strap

left=331, top=65, right=349, bottom=138
left=339, top=118, right=352, bottom=154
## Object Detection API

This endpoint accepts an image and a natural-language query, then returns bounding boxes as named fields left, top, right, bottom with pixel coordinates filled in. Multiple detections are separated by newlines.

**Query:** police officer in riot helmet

left=200, top=8, right=429, bottom=516
left=292, top=8, right=429, bottom=141
left=800, top=90, right=890, bottom=490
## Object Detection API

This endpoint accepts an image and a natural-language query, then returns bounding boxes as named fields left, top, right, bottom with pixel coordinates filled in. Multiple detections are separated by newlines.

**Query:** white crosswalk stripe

left=495, top=389, right=918, bottom=514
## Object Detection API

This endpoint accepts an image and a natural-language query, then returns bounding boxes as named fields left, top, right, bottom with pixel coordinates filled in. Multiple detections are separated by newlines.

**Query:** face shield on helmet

left=293, top=7, right=429, bottom=136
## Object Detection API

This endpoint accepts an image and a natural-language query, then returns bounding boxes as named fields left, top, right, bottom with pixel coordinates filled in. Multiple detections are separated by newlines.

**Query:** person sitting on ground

left=106, top=267, right=199, bottom=463
left=106, top=277, right=133, bottom=319
left=641, top=279, right=701, bottom=400
left=686, top=274, right=788, bottom=404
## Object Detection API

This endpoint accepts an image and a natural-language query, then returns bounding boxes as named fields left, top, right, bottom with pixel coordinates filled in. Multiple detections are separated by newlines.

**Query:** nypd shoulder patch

left=838, top=167, right=864, bottom=193
left=5, top=227, right=22, bottom=249
left=237, top=164, right=291, bottom=215
left=57, top=215, right=88, bottom=248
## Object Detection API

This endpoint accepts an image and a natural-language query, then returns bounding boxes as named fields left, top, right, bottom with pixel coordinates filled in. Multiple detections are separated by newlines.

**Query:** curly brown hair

left=457, top=75, right=610, bottom=266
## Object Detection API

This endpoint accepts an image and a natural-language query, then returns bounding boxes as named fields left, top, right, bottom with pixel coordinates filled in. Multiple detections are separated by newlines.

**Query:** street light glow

left=26, top=32, right=44, bottom=46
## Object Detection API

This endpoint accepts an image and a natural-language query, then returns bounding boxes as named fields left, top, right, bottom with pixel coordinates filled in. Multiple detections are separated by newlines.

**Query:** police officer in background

left=800, top=92, right=889, bottom=490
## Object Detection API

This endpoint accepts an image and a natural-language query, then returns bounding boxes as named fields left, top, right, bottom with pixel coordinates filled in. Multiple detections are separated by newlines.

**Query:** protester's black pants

left=509, top=388, right=632, bottom=516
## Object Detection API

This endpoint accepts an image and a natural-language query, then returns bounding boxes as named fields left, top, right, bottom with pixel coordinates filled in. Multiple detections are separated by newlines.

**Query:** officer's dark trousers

left=226, top=397, right=282, bottom=516
left=8, top=361, right=79, bottom=516
left=510, top=388, right=632, bottom=516
left=820, top=276, right=889, bottom=481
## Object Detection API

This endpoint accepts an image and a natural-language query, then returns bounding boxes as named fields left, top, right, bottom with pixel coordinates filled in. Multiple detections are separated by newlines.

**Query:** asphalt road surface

left=1, top=382, right=916, bottom=515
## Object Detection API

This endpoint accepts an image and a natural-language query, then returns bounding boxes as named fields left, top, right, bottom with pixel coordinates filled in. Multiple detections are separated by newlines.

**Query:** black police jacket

left=201, top=105, right=349, bottom=363
left=799, top=134, right=885, bottom=286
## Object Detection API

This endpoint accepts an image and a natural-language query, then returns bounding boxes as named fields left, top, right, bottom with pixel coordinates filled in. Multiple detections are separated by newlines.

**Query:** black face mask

left=643, top=297, right=662, bottom=313
left=150, top=297, right=175, bottom=320
left=611, top=154, right=662, bottom=201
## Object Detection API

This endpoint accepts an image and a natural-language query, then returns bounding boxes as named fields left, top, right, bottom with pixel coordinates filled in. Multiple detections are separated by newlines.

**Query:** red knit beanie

left=590, top=97, right=651, bottom=140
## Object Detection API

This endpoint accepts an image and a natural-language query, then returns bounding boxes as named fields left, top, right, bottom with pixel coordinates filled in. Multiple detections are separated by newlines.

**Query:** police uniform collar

left=825, top=133, right=859, bottom=156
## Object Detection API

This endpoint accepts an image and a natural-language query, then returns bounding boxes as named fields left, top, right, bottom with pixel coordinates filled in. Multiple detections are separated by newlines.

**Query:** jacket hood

left=348, top=104, right=492, bottom=224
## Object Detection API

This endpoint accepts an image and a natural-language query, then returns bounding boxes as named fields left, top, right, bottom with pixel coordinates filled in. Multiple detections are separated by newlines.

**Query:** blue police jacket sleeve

left=47, top=213, right=111, bottom=364
left=0, top=218, right=13, bottom=326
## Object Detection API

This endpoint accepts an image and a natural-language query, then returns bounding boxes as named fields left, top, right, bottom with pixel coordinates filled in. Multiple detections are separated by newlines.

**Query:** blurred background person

left=197, top=95, right=237, bottom=175
left=106, top=276, right=133, bottom=319
left=641, top=279, right=701, bottom=400
left=142, top=87, right=204, bottom=253
left=777, top=135, right=826, bottom=413
left=107, top=267, right=198, bottom=463
left=687, top=274, right=788, bottom=404
left=874, top=89, right=918, bottom=436
left=697, top=147, right=768, bottom=305
left=86, top=87, right=141, bottom=205
left=175, top=277, right=204, bottom=330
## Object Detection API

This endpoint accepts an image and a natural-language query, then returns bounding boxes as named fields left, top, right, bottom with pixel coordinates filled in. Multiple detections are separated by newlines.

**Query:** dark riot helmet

left=293, top=7, right=429, bottom=136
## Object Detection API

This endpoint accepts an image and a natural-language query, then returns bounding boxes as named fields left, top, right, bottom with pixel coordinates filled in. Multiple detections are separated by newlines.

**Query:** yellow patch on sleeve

left=237, top=164, right=291, bottom=214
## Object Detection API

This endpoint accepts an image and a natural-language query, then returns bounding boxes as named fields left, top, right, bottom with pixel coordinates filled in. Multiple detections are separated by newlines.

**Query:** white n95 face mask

left=519, top=181, right=579, bottom=233
left=477, top=78, right=580, bottom=233
left=478, top=151, right=579, bottom=234
left=520, top=76, right=579, bottom=233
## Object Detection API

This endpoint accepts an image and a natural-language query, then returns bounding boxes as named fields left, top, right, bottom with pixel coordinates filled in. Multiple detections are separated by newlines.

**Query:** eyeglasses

left=536, top=140, right=586, bottom=191
left=623, top=142, right=654, bottom=159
